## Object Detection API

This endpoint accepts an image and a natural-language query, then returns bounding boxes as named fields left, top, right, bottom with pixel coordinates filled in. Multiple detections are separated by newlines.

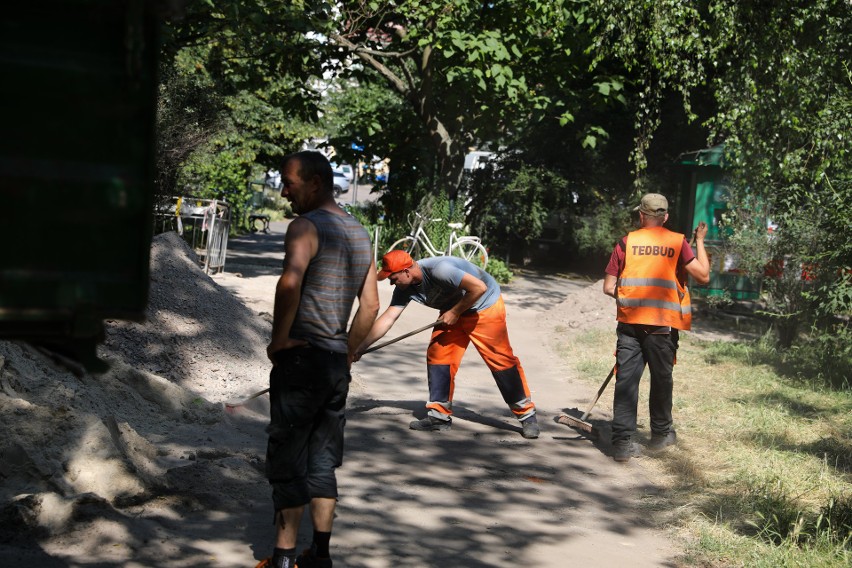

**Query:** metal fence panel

left=154, top=197, right=231, bottom=274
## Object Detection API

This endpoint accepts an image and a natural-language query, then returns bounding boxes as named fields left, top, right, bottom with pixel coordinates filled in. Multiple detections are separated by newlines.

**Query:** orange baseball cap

left=377, top=250, right=414, bottom=280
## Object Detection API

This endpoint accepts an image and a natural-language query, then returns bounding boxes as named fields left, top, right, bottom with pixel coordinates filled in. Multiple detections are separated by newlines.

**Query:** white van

left=331, top=163, right=355, bottom=183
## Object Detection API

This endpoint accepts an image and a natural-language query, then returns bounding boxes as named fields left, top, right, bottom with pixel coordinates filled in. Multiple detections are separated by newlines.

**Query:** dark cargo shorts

left=265, top=346, right=349, bottom=510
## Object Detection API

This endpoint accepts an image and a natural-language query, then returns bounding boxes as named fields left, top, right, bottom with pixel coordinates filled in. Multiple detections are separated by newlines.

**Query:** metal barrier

left=154, top=197, right=231, bottom=274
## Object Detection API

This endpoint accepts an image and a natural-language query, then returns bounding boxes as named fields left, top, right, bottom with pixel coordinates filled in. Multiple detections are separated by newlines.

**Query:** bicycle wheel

left=450, top=239, right=488, bottom=269
left=387, top=237, right=421, bottom=259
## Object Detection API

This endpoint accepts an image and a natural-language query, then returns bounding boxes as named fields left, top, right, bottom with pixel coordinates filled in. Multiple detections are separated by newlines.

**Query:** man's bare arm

left=267, top=218, right=316, bottom=361
left=354, top=305, right=405, bottom=359
left=441, top=273, right=487, bottom=326
left=347, top=260, right=380, bottom=364
left=685, top=221, right=710, bottom=285
left=603, top=274, right=618, bottom=298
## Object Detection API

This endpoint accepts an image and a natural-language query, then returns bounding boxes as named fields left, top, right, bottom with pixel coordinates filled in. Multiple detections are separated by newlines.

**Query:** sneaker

left=255, top=556, right=298, bottom=568
left=409, top=415, right=452, bottom=431
left=646, top=430, right=677, bottom=451
left=297, top=546, right=333, bottom=568
left=521, top=418, right=540, bottom=439
left=612, top=440, right=642, bottom=463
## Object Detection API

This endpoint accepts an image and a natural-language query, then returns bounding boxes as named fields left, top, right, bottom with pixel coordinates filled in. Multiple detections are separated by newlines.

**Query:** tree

left=323, top=1, right=619, bottom=197
left=590, top=0, right=852, bottom=351
left=706, top=1, right=852, bottom=348
left=156, top=0, right=330, bottom=227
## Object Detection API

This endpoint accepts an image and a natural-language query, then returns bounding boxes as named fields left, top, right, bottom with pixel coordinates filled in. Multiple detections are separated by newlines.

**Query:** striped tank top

left=289, top=209, right=373, bottom=352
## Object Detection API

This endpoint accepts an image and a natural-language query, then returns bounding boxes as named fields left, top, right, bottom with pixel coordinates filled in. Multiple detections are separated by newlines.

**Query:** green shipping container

left=0, top=2, right=158, bottom=364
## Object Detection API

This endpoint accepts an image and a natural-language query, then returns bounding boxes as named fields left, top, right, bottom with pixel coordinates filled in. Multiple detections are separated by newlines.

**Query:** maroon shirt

left=605, top=235, right=696, bottom=280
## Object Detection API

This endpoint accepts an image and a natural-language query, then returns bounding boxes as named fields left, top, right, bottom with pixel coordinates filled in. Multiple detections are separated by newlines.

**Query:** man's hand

left=438, top=311, right=459, bottom=326
left=693, top=221, right=708, bottom=242
left=349, top=350, right=363, bottom=365
left=267, top=338, right=308, bottom=364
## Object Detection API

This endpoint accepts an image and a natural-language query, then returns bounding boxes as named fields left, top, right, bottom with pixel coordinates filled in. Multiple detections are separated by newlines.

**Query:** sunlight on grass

left=554, top=329, right=852, bottom=566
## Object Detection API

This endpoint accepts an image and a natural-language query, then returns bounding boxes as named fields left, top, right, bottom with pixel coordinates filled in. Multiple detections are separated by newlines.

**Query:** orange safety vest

left=616, top=227, right=692, bottom=330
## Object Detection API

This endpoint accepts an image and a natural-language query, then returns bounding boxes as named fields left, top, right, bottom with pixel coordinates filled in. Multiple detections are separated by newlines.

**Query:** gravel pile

left=0, top=231, right=271, bottom=541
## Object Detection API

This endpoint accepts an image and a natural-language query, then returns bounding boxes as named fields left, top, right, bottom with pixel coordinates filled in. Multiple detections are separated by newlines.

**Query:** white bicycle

left=388, top=212, right=489, bottom=268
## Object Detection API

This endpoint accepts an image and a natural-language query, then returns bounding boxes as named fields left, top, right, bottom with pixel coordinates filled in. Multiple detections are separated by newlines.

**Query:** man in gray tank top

left=257, top=151, right=379, bottom=568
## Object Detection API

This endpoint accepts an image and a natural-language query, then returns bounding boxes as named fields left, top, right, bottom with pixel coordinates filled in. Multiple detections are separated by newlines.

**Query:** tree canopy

left=320, top=1, right=624, bottom=195
left=155, top=0, right=852, bottom=351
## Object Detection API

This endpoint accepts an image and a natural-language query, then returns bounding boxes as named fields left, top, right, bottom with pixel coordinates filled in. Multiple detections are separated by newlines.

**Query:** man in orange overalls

left=603, top=193, right=710, bottom=462
left=357, top=250, right=539, bottom=439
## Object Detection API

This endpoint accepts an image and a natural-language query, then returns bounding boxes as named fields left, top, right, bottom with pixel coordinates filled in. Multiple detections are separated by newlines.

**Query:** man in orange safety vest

left=603, top=193, right=710, bottom=463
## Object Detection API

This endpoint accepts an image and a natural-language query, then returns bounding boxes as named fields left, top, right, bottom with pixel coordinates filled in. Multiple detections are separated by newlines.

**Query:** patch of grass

left=553, top=328, right=852, bottom=566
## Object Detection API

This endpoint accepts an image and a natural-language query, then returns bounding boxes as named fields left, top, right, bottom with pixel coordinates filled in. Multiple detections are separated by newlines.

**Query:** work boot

left=646, top=430, right=677, bottom=451
left=612, top=440, right=642, bottom=463
left=521, top=416, right=540, bottom=439
left=409, top=415, right=452, bottom=431
left=297, top=545, right=333, bottom=568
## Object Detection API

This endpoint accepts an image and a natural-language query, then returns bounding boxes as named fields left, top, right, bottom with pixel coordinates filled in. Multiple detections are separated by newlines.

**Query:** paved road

left=216, top=225, right=679, bottom=567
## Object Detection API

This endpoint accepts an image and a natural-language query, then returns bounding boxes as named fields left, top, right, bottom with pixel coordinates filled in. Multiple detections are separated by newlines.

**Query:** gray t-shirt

left=390, top=256, right=500, bottom=313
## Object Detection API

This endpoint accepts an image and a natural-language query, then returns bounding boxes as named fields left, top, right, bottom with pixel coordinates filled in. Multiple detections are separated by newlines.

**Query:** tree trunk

left=335, top=35, right=468, bottom=198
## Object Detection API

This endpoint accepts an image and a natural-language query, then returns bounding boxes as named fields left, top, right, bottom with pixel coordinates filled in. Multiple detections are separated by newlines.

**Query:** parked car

left=333, top=170, right=350, bottom=196
left=331, top=163, right=355, bottom=183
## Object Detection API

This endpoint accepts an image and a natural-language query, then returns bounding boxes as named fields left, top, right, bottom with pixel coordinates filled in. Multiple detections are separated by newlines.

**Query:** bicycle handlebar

left=411, top=211, right=442, bottom=225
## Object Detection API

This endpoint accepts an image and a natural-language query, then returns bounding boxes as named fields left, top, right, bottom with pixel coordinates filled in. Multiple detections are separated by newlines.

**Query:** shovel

left=556, top=364, right=616, bottom=434
left=225, top=320, right=442, bottom=410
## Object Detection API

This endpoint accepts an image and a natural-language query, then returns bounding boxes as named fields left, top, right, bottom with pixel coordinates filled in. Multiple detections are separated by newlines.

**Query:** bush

left=484, top=256, right=513, bottom=285
left=571, top=205, right=632, bottom=257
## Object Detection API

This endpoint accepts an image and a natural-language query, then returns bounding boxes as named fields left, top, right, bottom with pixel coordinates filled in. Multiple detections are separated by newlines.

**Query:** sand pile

left=0, top=232, right=271, bottom=545
left=543, top=279, right=617, bottom=334
left=100, top=231, right=272, bottom=399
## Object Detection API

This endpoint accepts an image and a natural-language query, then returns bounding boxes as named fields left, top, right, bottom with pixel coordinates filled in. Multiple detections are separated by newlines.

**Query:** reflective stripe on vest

left=617, top=297, right=691, bottom=314
left=616, top=228, right=692, bottom=330
left=618, top=277, right=678, bottom=290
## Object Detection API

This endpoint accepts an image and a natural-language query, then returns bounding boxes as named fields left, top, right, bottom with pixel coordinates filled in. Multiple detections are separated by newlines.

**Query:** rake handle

left=227, top=322, right=441, bottom=408
left=579, top=364, right=616, bottom=421
left=361, top=320, right=442, bottom=354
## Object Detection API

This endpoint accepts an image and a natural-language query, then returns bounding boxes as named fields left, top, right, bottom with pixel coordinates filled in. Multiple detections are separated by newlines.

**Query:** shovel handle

left=225, top=387, right=269, bottom=408
left=362, top=320, right=442, bottom=354
left=228, top=321, right=441, bottom=408
left=579, top=364, right=616, bottom=421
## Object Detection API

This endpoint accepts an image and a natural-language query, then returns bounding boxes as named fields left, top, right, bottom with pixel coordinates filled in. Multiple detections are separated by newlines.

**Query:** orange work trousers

left=425, top=296, right=535, bottom=421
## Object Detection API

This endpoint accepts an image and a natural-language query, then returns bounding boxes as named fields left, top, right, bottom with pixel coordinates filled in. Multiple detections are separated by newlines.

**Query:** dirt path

left=213, top=223, right=680, bottom=567
left=0, top=224, right=681, bottom=567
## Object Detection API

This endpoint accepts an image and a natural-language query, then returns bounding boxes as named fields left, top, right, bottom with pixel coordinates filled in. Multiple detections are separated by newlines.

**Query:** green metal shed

left=677, top=145, right=761, bottom=300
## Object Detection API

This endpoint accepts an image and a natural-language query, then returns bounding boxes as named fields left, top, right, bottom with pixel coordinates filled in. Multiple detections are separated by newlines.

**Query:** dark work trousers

left=266, top=346, right=349, bottom=511
left=611, top=322, right=679, bottom=444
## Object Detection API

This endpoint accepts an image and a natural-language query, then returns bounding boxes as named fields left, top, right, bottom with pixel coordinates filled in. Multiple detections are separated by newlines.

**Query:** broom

left=556, top=364, right=616, bottom=433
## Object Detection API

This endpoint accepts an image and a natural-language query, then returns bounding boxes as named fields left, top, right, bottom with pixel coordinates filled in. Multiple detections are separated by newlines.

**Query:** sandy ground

left=0, top=222, right=708, bottom=567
